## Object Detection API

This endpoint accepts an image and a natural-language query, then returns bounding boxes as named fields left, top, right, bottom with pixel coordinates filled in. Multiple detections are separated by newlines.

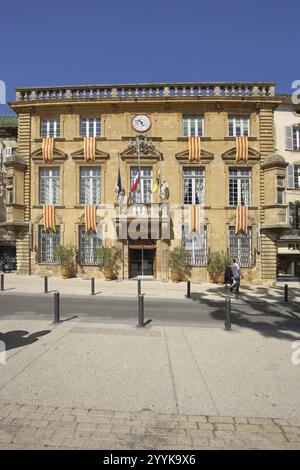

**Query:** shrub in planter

left=208, top=251, right=229, bottom=283
left=168, top=247, right=191, bottom=282
left=54, top=245, right=76, bottom=278
left=94, top=246, right=122, bottom=280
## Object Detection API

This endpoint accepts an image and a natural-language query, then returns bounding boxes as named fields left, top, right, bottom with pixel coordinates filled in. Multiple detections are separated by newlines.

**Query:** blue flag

left=116, top=159, right=122, bottom=194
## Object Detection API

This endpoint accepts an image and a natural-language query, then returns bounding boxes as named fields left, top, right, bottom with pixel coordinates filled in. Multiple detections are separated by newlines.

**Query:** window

left=80, top=167, right=101, bottom=205
left=4, top=147, right=17, bottom=158
left=130, top=167, right=152, bottom=204
left=6, top=177, right=14, bottom=204
left=287, top=163, right=300, bottom=189
left=293, top=127, right=300, bottom=150
left=228, top=116, right=250, bottom=137
left=41, top=119, right=60, bottom=138
left=229, top=168, right=251, bottom=206
left=39, top=226, right=60, bottom=263
left=79, top=226, right=102, bottom=265
left=183, top=168, right=205, bottom=205
left=182, top=225, right=207, bottom=266
left=40, top=168, right=60, bottom=205
left=229, top=227, right=253, bottom=267
left=182, top=116, right=204, bottom=137
left=277, top=176, right=285, bottom=204
left=80, top=118, right=101, bottom=137
left=285, top=125, right=300, bottom=151
left=294, top=165, right=300, bottom=189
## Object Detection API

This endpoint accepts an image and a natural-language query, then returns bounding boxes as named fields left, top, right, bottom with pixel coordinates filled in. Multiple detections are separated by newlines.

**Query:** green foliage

left=94, top=246, right=122, bottom=272
left=208, top=251, right=229, bottom=274
left=168, top=247, right=191, bottom=275
left=54, top=245, right=76, bottom=268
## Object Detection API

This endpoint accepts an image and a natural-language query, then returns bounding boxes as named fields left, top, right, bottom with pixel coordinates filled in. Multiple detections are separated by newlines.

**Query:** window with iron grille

left=79, top=226, right=102, bottom=265
left=40, top=168, right=60, bottom=205
left=130, top=167, right=152, bottom=204
left=229, top=168, right=251, bottom=206
left=183, top=168, right=205, bottom=205
left=39, top=226, right=60, bottom=264
left=228, top=116, right=250, bottom=137
left=80, top=118, right=101, bottom=137
left=228, top=227, right=253, bottom=267
left=182, top=225, right=207, bottom=267
left=182, top=116, right=204, bottom=137
left=80, top=167, right=101, bottom=205
left=41, top=119, right=60, bottom=138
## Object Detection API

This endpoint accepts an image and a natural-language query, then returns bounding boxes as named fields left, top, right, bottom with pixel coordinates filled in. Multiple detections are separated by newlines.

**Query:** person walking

left=224, top=264, right=233, bottom=288
left=230, top=258, right=243, bottom=298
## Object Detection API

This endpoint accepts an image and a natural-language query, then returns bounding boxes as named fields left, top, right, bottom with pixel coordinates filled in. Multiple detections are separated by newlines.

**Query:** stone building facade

left=7, top=82, right=288, bottom=283
left=274, top=95, right=300, bottom=280
left=0, top=115, right=18, bottom=263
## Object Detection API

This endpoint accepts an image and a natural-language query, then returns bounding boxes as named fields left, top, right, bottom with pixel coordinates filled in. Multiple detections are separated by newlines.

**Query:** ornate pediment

left=120, top=142, right=162, bottom=162
left=175, top=148, right=214, bottom=163
left=31, top=147, right=67, bottom=162
left=71, top=147, right=109, bottom=161
left=222, top=146, right=260, bottom=162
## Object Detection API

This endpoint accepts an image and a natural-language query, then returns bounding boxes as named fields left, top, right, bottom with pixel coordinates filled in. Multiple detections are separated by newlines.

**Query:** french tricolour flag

left=131, top=170, right=140, bottom=192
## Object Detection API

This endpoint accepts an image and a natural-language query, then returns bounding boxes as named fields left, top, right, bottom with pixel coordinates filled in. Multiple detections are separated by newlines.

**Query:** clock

left=132, top=114, right=151, bottom=133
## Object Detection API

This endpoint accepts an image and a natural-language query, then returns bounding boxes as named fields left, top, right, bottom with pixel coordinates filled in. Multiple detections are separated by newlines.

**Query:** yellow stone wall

left=10, top=92, right=282, bottom=282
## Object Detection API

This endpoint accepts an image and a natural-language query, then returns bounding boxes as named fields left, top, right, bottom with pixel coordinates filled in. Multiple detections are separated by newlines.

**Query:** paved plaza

left=0, top=313, right=299, bottom=449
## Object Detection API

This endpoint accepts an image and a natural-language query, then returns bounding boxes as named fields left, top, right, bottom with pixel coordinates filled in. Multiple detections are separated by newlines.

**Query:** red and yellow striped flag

left=189, top=205, right=201, bottom=234
left=236, top=136, right=248, bottom=162
left=43, top=205, right=56, bottom=232
left=85, top=205, right=97, bottom=232
left=42, top=138, right=54, bottom=162
left=235, top=206, right=248, bottom=235
left=84, top=137, right=96, bottom=162
left=188, top=137, right=201, bottom=163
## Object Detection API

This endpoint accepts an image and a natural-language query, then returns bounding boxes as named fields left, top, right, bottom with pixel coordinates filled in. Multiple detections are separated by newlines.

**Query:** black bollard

left=54, top=292, right=60, bottom=323
left=137, top=279, right=141, bottom=297
left=0, top=274, right=4, bottom=291
left=138, top=293, right=145, bottom=327
left=284, top=284, right=288, bottom=303
left=44, top=276, right=48, bottom=294
left=91, top=277, right=95, bottom=295
left=225, top=297, right=232, bottom=331
left=186, top=280, right=191, bottom=298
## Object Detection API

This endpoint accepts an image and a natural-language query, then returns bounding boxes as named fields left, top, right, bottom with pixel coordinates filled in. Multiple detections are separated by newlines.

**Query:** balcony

left=13, top=82, right=276, bottom=103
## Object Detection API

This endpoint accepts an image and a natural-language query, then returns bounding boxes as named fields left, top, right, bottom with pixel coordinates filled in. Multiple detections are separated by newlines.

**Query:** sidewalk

left=2, top=273, right=300, bottom=301
left=0, top=318, right=299, bottom=449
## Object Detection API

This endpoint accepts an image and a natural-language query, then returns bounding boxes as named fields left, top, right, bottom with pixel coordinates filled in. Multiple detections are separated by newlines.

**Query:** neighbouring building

left=7, top=82, right=288, bottom=283
left=0, top=114, right=18, bottom=264
left=274, top=95, right=300, bottom=281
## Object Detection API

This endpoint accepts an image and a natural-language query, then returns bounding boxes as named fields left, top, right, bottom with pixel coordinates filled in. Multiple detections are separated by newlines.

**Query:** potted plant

left=208, top=251, right=229, bottom=284
left=168, top=246, right=191, bottom=282
left=94, top=246, right=122, bottom=280
left=54, top=245, right=76, bottom=279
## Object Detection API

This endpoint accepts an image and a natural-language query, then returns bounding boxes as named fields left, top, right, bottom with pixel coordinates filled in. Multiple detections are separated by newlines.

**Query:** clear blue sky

left=1, top=0, right=299, bottom=105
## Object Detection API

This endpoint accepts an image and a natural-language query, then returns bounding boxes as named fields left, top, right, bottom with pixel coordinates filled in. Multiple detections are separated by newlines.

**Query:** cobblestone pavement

left=0, top=403, right=300, bottom=450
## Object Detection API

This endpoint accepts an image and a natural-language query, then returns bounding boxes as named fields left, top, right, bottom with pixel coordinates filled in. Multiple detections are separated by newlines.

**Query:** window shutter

left=285, top=126, right=293, bottom=150
left=287, top=163, right=295, bottom=189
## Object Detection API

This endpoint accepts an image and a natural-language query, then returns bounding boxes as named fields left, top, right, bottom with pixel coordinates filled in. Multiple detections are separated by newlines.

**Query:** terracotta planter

left=103, top=267, right=115, bottom=280
left=171, top=271, right=182, bottom=283
left=61, top=266, right=72, bottom=279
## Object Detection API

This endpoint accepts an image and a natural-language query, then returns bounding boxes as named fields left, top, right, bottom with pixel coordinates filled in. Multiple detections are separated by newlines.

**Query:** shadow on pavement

left=0, top=330, right=50, bottom=351
left=189, top=284, right=300, bottom=341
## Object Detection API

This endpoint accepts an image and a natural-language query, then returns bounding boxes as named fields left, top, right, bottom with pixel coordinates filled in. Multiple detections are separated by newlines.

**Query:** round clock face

left=132, top=115, right=151, bottom=133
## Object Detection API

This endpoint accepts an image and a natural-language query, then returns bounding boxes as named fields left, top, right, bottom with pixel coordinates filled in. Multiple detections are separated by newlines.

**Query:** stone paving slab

left=0, top=403, right=300, bottom=449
